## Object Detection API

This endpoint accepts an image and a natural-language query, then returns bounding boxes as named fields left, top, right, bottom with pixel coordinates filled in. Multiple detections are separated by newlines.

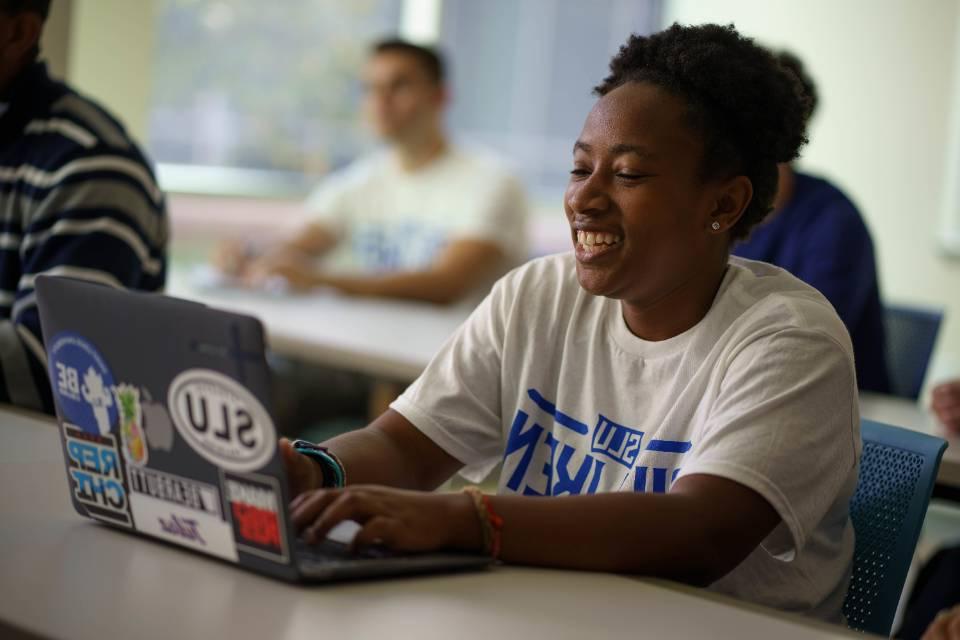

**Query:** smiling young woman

left=281, top=23, right=858, bottom=623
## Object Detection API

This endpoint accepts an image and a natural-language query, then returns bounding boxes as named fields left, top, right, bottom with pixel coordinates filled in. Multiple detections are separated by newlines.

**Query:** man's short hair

left=371, top=38, right=445, bottom=86
left=0, top=0, right=50, bottom=20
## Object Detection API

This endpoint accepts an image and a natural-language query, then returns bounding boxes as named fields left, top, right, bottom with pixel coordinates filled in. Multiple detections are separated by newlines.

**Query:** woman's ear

left=707, top=175, right=753, bottom=235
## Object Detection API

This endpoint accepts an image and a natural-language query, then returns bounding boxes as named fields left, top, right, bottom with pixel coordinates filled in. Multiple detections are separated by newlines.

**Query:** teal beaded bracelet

left=291, top=440, right=346, bottom=488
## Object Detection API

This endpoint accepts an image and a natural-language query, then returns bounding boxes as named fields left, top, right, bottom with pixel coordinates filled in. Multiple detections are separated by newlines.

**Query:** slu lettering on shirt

left=503, top=389, right=693, bottom=496
left=392, top=253, right=860, bottom=622
left=352, top=221, right=447, bottom=272
left=732, top=172, right=889, bottom=393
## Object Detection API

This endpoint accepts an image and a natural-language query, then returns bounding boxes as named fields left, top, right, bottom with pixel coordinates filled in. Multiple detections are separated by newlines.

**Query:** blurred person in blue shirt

left=733, top=51, right=889, bottom=393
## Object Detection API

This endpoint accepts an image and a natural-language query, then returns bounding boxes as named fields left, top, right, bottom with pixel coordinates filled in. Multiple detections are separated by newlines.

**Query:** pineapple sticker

left=114, top=384, right=148, bottom=466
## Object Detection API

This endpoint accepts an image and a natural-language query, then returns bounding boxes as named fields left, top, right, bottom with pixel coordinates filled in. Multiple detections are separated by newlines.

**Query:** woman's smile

left=573, top=228, right=623, bottom=263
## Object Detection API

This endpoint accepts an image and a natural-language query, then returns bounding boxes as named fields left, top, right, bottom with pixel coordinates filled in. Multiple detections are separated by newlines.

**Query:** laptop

left=35, top=275, right=491, bottom=582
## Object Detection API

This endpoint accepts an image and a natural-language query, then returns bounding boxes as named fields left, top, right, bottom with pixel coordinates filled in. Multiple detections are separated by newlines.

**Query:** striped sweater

left=0, top=61, right=168, bottom=413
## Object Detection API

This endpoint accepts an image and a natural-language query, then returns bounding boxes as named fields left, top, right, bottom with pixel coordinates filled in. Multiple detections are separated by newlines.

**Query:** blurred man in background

left=218, top=39, right=529, bottom=305
left=733, top=51, right=889, bottom=393
left=0, top=0, right=168, bottom=414
left=218, top=39, right=529, bottom=432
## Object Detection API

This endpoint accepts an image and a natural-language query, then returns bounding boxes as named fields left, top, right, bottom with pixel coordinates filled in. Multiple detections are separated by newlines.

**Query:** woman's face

left=564, top=81, right=731, bottom=307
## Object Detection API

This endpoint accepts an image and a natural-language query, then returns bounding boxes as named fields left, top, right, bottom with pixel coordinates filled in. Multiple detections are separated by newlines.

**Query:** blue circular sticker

left=48, top=332, right=118, bottom=436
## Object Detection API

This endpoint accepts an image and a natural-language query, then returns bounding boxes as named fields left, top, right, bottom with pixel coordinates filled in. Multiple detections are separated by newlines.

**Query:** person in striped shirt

left=0, top=0, right=168, bottom=413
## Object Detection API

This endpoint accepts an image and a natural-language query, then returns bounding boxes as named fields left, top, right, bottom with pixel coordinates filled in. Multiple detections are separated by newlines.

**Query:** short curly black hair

left=777, top=50, right=818, bottom=121
left=595, top=23, right=811, bottom=240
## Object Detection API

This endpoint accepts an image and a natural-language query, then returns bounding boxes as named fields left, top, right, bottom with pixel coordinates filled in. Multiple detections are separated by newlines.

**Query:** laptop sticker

left=63, top=423, right=134, bottom=527
left=222, top=471, right=290, bottom=564
left=48, top=332, right=119, bottom=436
left=127, top=467, right=238, bottom=561
left=114, top=384, right=148, bottom=467
left=167, top=369, right=276, bottom=472
left=141, top=392, right=175, bottom=452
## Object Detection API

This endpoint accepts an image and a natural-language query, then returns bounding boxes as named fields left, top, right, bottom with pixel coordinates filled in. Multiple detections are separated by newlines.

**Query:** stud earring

left=711, top=222, right=721, bottom=231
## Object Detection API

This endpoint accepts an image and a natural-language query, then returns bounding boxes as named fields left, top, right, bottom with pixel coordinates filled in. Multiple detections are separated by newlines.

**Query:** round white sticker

left=167, top=369, right=276, bottom=472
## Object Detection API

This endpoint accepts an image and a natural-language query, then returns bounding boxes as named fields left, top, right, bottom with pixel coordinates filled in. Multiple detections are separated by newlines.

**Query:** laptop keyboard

left=293, top=537, right=397, bottom=563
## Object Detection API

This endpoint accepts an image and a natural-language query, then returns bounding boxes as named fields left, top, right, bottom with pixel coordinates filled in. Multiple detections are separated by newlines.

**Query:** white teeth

left=576, top=229, right=621, bottom=251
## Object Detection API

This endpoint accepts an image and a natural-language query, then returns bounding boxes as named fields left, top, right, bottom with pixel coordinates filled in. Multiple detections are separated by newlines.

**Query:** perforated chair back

left=843, top=419, right=946, bottom=636
left=884, top=305, right=944, bottom=399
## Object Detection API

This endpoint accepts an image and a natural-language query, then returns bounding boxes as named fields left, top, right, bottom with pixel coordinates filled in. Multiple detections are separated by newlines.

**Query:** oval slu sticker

left=167, top=369, right=276, bottom=472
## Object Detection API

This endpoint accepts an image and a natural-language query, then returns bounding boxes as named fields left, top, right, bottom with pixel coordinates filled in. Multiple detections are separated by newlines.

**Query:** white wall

left=665, top=0, right=960, bottom=388
left=39, top=0, right=71, bottom=80
left=66, top=0, right=156, bottom=142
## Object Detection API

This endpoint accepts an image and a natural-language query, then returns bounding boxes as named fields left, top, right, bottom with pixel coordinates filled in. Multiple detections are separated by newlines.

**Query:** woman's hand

left=211, top=239, right=255, bottom=277
left=290, top=485, right=483, bottom=553
left=243, top=251, right=321, bottom=290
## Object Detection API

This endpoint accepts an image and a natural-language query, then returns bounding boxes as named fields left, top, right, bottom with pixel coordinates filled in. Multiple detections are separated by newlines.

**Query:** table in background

left=860, top=392, right=960, bottom=491
left=0, top=406, right=866, bottom=640
left=166, top=267, right=471, bottom=382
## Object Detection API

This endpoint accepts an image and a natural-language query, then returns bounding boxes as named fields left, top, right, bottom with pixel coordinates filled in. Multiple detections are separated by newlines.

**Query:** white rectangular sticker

left=127, top=466, right=222, bottom=518
left=130, top=486, right=238, bottom=562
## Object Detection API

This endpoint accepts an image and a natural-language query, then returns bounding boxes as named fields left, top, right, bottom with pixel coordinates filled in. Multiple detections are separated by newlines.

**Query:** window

left=147, top=0, right=662, bottom=198
left=148, top=0, right=404, bottom=193
left=439, top=0, right=662, bottom=197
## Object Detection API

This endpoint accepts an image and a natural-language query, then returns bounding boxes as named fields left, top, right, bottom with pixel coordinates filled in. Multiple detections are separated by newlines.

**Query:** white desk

left=0, top=407, right=865, bottom=640
left=859, top=392, right=960, bottom=488
left=166, top=268, right=471, bottom=382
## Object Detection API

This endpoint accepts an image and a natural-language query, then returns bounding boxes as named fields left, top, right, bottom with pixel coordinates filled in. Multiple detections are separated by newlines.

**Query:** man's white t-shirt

left=392, top=253, right=860, bottom=621
left=305, top=146, right=529, bottom=280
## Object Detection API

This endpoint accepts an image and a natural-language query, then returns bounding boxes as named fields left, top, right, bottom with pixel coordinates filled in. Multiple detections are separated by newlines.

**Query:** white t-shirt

left=392, top=253, right=860, bottom=622
left=304, top=146, right=529, bottom=279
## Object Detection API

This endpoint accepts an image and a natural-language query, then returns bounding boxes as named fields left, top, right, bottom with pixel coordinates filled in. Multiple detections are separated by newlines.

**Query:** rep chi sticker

left=49, top=333, right=118, bottom=436
left=222, top=471, right=289, bottom=563
left=63, top=423, right=133, bottom=527
left=167, top=369, right=276, bottom=472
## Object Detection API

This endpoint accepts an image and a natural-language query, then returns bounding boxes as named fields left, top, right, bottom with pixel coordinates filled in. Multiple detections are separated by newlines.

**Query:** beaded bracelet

left=462, top=486, right=503, bottom=560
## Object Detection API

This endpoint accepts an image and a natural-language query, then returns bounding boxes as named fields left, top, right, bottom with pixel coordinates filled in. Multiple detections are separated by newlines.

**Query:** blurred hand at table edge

left=932, top=379, right=960, bottom=435
left=923, top=604, right=960, bottom=640
left=212, top=222, right=337, bottom=279
left=211, top=227, right=506, bottom=304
